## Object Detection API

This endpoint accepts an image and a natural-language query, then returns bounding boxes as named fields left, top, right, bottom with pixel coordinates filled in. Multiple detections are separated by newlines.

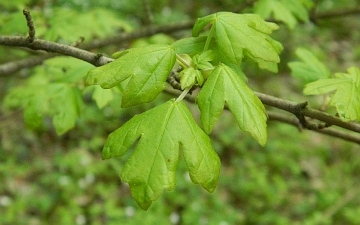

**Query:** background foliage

left=1, top=0, right=360, bottom=224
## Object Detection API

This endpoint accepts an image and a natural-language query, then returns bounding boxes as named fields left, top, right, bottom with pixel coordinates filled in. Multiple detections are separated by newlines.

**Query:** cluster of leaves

left=85, top=12, right=283, bottom=209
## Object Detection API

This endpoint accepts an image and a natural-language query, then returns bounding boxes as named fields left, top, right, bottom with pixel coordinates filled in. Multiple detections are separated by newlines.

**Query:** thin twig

left=22, top=9, right=35, bottom=42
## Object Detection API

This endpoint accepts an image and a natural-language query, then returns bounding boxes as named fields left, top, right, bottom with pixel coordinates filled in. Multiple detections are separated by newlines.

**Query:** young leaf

left=102, top=99, right=220, bottom=210
left=288, top=48, right=331, bottom=83
left=197, top=64, right=267, bottom=146
left=179, top=68, right=203, bottom=89
left=86, top=44, right=176, bottom=107
left=304, top=67, right=360, bottom=121
left=192, top=12, right=283, bottom=71
left=91, top=86, right=114, bottom=109
left=171, top=36, right=207, bottom=55
left=254, top=0, right=312, bottom=29
left=50, top=85, right=83, bottom=135
left=192, top=50, right=215, bottom=70
left=5, top=81, right=82, bottom=135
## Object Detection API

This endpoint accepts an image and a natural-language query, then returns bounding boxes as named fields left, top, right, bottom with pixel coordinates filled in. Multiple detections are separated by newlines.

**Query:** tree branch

left=255, top=92, right=360, bottom=133
left=267, top=111, right=360, bottom=144
left=0, top=36, right=113, bottom=67
left=163, top=87, right=360, bottom=145
left=0, top=54, right=55, bottom=75
left=0, top=21, right=194, bottom=76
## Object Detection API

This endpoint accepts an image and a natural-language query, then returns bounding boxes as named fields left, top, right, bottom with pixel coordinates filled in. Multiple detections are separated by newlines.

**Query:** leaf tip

left=102, top=145, right=112, bottom=159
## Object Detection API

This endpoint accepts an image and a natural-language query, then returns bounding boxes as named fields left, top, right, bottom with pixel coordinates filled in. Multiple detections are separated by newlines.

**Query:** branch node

left=95, top=53, right=103, bottom=60
left=293, top=101, right=308, bottom=128
left=294, top=102, right=332, bottom=130
left=23, top=8, right=35, bottom=43
left=167, top=68, right=182, bottom=91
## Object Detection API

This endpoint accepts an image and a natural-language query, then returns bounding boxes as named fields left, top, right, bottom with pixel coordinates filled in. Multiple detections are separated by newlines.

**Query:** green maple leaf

left=171, top=36, right=208, bottom=55
left=5, top=80, right=82, bottom=135
left=192, top=12, right=283, bottom=72
left=91, top=86, right=114, bottom=109
left=254, top=0, right=313, bottom=29
left=50, top=84, right=83, bottom=135
left=86, top=44, right=176, bottom=107
left=304, top=67, right=360, bottom=121
left=288, top=48, right=331, bottom=83
left=102, top=99, right=221, bottom=210
left=197, top=64, right=267, bottom=146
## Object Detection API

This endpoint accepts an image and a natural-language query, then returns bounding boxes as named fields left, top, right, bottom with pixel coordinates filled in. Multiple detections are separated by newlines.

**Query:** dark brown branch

left=0, top=36, right=113, bottom=67
left=255, top=92, right=360, bottom=133
left=267, top=111, right=360, bottom=144
left=163, top=87, right=360, bottom=144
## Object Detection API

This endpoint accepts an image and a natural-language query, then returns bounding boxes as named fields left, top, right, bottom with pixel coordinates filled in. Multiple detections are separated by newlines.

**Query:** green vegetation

left=1, top=0, right=360, bottom=224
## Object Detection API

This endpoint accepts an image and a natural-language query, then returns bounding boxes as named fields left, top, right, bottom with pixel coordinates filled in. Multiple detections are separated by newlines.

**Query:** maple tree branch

left=0, top=20, right=193, bottom=76
left=255, top=92, right=360, bottom=133
left=163, top=87, right=360, bottom=145
left=267, top=111, right=360, bottom=145
left=0, top=36, right=113, bottom=67
left=0, top=54, right=55, bottom=76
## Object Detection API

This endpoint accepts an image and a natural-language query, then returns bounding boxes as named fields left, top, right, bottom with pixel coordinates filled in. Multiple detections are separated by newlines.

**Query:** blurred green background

left=1, top=0, right=360, bottom=224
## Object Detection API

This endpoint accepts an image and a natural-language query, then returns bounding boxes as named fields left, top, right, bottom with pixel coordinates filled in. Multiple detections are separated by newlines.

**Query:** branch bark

left=0, top=36, right=113, bottom=67
left=0, top=21, right=194, bottom=76
left=255, top=92, right=360, bottom=133
left=163, top=88, right=360, bottom=145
